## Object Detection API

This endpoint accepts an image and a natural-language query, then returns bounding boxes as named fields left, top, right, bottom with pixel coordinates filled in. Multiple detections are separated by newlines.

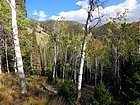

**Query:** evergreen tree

left=90, top=81, right=114, bottom=105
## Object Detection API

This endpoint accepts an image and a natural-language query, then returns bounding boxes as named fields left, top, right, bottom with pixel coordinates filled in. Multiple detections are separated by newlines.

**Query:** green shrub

left=129, top=99, right=140, bottom=105
left=121, top=54, right=140, bottom=104
left=58, top=80, right=76, bottom=102
left=46, top=70, right=53, bottom=82
left=90, top=81, right=114, bottom=105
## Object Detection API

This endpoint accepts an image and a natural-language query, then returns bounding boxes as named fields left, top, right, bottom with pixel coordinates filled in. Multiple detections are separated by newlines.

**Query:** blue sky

left=26, top=0, right=81, bottom=19
left=26, top=0, right=140, bottom=23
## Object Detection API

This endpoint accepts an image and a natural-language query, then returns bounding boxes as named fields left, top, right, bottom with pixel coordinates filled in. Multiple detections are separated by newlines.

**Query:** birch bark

left=77, top=9, right=90, bottom=101
left=77, top=0, right=102, bottom=100
left=95, top=56, right=98, bottom=86
left=62, top=46, right=67, bottom=82
left=53, top=39, right=57, bottom=80
left=7, top=0, right=27, bottom=94
left=5, top=38, right=10, bottom=73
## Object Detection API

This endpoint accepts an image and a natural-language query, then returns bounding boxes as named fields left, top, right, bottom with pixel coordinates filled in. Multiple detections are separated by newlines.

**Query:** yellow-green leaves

left=0, top=1, right=11, bottom=32
left=17, top=9, right=29, bottom=30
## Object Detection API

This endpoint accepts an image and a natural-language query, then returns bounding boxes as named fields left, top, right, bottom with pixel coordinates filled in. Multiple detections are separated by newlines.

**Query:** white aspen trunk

left=95, top=56, right=98, bottom=86
left=7, top=0, right=27, bottom=94
left=101, top=63, right=103, bottom=82
left=139, top=45, right=140, bottom=54
left=74, top=55, right=78, bottom=83
left=44, top=47, right=47, bottom=71
left=114, top=47, right=118, bottom=89
left=117, top=58, right=121, bottom=90
left=77, top=11, right=90, bottom=101
left=14, top=60, right=17, bottom=73
left=76, top=0, right=102, bottom=100
left=0, top=55, right=2, bottom=74
left=115, top=39, right=121, bottom=91
left=114, top=47, right=117, bottom=78
left=77, top=34, right=89, bottom=101
left=53, top=40, right=57, bottom=80
left=5, top=39, right=10, bottom=73
left=117, top=45, right=121, bottom=91
left=62, top=46, right=67, bottom=82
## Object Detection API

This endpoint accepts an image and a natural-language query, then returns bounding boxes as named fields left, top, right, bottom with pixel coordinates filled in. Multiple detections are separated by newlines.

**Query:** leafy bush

left=129, top=99, right=140, bottom=105
left=58, top=80, right=76, bottom=102
left=90, top=81, right=114, bottom=105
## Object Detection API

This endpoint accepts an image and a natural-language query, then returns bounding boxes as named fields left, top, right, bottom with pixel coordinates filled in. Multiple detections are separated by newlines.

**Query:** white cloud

left=49, top=0, right=140, bottom=24
left=103, top=0, right=138, bottom=22
left=50, top=9, right=87, bottom=23
left=127, top=3, right=140, bottom=22
left=38, top=11, right=47, bottom=21
left=50, top=0, right=88, bottom=23
left=32, top=10, right=38, bottom=15
left=32, top=10, right=47, bottom=21
left=76, top=0, right=88, bottom=8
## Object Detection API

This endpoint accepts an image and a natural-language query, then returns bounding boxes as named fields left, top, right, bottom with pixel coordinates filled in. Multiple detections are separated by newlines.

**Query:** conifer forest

left=0, top=0, right=140, bottom=105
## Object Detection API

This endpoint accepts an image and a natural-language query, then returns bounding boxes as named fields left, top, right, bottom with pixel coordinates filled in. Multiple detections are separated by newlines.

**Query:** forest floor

left=81, top=84, right=94, bottom=105
left=0, top=73, right=94, bottom=105
left=0, top=73, right=61, bottom=105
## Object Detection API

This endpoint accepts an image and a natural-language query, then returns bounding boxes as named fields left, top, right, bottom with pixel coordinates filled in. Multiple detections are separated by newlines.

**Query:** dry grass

left=0, top=73, right=76, bottom=105
left=0, top=91, right=13, bottom=104
left=0, top=73, right=49, bottom=105
left=23, top=97, right=48, bottom=105
left=47, top=96, right=68, bottom=105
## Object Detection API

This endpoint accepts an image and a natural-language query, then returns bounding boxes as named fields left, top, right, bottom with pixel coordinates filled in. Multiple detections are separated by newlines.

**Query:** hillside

left=28, top=18, right=85, bottom=45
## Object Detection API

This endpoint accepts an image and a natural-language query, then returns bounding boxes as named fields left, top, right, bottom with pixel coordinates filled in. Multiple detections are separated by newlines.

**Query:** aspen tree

left=6, top=0, right=27, bottom=94
left=77, top=0, right=103, bottom=101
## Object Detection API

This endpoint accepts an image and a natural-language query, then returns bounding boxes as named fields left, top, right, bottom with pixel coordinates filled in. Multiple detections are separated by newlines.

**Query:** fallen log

left=41, top=84, right=58, bottom=94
